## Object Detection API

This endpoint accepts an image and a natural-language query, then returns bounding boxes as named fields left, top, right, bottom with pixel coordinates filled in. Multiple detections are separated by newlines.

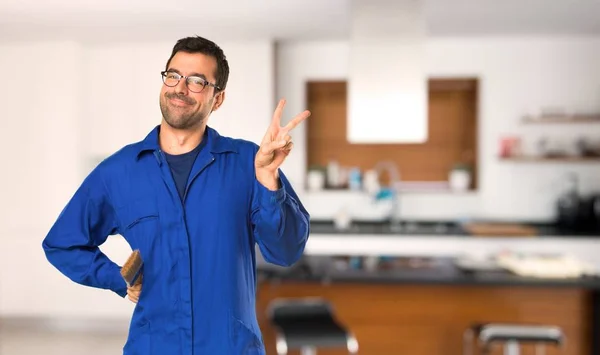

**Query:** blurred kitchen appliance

left=556, top=172, right=581, bottom=230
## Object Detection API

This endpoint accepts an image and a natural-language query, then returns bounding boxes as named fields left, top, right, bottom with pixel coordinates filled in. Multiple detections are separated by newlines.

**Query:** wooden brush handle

left=133, top=273, right=143, bottom=286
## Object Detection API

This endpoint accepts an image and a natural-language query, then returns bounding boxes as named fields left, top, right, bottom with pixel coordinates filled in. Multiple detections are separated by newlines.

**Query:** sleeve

left=41, top=168, right=128, bottom=298
left=250, top=165, right=311, bottom=267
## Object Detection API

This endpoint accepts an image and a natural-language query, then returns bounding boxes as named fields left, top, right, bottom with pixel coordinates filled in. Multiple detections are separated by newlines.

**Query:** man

left=42, top=36, right=310, bottom=354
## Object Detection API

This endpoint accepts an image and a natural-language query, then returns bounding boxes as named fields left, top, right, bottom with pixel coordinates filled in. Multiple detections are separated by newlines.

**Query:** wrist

left=256, top=169, right=280, bottom=191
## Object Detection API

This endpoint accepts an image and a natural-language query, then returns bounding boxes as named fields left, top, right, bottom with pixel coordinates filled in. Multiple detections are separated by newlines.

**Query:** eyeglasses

left=160, top=71, right=221, bottom=93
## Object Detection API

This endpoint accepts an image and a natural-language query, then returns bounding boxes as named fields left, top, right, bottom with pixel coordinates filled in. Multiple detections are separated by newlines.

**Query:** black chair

left=463, top=323, right=565, bottom=355
left=267, top=298, right=359, bottom=355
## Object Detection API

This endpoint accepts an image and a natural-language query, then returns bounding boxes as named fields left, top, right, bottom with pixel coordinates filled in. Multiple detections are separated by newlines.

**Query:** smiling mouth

left=169, top=97, right=191, bottom=106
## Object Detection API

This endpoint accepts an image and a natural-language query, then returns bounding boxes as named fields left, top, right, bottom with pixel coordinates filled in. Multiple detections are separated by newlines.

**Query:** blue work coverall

left=42, top=125, right=310, bottom=354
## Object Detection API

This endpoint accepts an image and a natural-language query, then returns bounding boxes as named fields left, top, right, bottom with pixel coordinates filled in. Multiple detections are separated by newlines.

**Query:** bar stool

left=463, top=323, right=565, bottom=355
left=267, top=298, right=359, bottom=355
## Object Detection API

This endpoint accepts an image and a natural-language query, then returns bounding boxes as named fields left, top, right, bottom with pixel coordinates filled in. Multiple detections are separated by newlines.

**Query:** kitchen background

left=1, top=0, right=600, bottom=354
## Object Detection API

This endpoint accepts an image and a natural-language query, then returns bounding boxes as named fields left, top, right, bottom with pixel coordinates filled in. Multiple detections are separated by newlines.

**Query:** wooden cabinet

left=306, top=79, right=479, bottom=189
left=256, top=281, right=592, bottom=355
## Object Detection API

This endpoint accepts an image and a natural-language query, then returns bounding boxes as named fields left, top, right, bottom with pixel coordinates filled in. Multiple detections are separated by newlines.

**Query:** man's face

left=159, top=51, right=223, bottom=130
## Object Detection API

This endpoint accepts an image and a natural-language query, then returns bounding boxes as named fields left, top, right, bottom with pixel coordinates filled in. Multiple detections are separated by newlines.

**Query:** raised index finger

left=282, top=110, right=311, bottom=132
left=271, top=99, right=286, bottom=128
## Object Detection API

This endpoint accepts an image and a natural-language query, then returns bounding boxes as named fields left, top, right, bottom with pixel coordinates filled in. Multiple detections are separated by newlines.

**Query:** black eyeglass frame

left=160, top=70, right=222, bottom=93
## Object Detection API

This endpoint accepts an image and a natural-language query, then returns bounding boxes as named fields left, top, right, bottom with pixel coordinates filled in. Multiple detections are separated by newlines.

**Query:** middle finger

left=282, top=110, right=310, bottom=132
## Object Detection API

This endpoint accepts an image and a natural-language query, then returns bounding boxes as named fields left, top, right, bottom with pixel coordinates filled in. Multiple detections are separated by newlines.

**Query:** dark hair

left=165, top=35, right=229, bottom=93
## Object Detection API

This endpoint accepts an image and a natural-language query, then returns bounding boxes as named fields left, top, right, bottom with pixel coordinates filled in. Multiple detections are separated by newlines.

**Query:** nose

left=174, top=77, right=189, bottom=95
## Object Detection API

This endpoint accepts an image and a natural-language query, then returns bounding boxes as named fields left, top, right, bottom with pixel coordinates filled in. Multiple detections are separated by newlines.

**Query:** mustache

left=165, top=93, right=195, bottom=105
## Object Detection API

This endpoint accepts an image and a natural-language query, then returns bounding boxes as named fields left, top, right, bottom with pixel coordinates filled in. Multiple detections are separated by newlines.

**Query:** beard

left=159, top=92, right=212, bottom=130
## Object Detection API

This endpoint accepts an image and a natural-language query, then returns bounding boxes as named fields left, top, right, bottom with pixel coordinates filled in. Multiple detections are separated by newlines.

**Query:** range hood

left=347, top=0, right=428, bottom=144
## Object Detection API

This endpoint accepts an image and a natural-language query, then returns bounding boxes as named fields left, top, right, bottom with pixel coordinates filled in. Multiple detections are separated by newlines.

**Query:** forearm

left=252, top=174, right=310, bottom=266
left=43, top=236, right=127, bottom=297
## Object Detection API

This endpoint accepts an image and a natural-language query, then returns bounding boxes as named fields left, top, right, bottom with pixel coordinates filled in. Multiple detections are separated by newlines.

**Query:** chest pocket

left=117, top=197, right=161, bottom=257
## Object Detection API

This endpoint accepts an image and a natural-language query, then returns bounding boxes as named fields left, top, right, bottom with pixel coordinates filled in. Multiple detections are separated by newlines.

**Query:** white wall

left=278, top=37, right=600, bottom=221
left=0, top=41, right=99, bottom=318
left=0, top=39, right=275, bottom=319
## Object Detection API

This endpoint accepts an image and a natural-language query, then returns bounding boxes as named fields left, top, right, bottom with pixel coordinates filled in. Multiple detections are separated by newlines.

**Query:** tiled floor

left=0, top=329, right=127, bottom=355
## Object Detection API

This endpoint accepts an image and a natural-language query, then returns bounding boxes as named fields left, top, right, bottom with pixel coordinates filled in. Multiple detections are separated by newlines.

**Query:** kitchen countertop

left=258, top=255, right=600, bottom=290
left=309, top=219, right=600, bottom=238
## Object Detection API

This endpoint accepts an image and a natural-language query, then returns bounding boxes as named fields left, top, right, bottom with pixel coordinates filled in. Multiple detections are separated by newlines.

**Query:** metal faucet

left=372, top=161, right=402, bottom=231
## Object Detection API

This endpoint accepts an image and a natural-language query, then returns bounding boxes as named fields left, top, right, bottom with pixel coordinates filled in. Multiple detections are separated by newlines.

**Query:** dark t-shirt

left=164, top=138, right=206, bottom=201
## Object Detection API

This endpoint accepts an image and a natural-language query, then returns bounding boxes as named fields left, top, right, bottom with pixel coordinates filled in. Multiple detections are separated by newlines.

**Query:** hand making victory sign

left=255, top=99, right=311, bottom=191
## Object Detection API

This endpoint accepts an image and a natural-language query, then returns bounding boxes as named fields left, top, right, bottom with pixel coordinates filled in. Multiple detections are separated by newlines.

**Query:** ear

left=211, top=91, right=225, bottom=112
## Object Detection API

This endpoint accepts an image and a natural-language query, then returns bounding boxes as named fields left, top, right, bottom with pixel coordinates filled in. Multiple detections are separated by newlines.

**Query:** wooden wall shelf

left=522, top=115, right=600, bottom=124
left=500, top=155, right=600, bottom=162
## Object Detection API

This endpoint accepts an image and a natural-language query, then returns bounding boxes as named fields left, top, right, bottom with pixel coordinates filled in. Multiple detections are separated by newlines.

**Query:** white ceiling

left=1, top=0, right=600, bottom=42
